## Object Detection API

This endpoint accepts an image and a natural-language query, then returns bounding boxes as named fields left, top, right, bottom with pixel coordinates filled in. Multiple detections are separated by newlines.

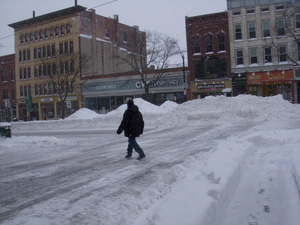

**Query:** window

left=39, top=66, right=42, bottom=77
left=48, top=83, right=52, bottom=95
left=298, top=43, right=300, bottom=61
left=70, top=60, right=75, bottom=73
left=27, top=50, right=30, bottom=61
left=67, top=24, right=71, bottom=34
left=19, top=51, right=22, bottom=62
left=42, top=47, right=46, bottom=58
left=235, top=24, right=242, bottom=40
left=10, top=69, right=14, bottom=81
left=64, top=42, right=68, bottom=54
left=43, top=65, right=47, bottom=77
left=24, top=86, right=27, bottom=97
left=34, top=67, right=38, bottom=78
left=261, top=7, right=269, bottom=12
left=249, top=48, right=258, bottom=64
left=52, top=64, right=56, bottom=76
left=45, top=30, right=49, bottom=39
left=61, top=26, right=65, bottom=35
left=65, top=62, right=69, bottom=74
left=70, top=41, right=73, bottom=54
left=34, top=48, right=37, bottom=60
left=20, top=86, right=23, bottom=97
left=247, top=9, right=255, bottom=14
left=52, top=45, right=56, bottom=57
left=34, top=32, right=38, bottom=41
left=218, top=34, right=225, bottom=51
left=248, top=22, right=256, bottom=39
left=28, top=85, right=31, bottom=96
left=55, top=27, right=59, bottom=36
left=38, top=48, right=41, bottom=59
left=47, top=46, right=51, bottom=57
left=278, top=46, right=287, bottom=62
left=1, top=68, right=8, bottom=82
left=105, top=27, right=109, bottom=38
left=123, top=32, right=127, bottom=42
left=23, top=51, right=26, bottom=62
left=20, top=35, right=24, bottom=44
left=44, top=84, right=48, bottom=95
left=39, top=84, right=43, bottom=95
left=193, top=37, right=201, bottom=53
left=27, top=68, right=31, bottom=79
left=23, top=68, right=27, bottom=79
left=30, top=33, right=33, bottom=42
left=35, top=85, right=38, bottom=96
left=205, top=35, right=213, bottom=53
left=264, top=47, right=272, bottom=63
left=48, top=65, right=51, bottom=77
left=40, top=31, right=43, bottom=40
left=262, top=21, right=271, bottom=37
left=233, top=11, right=241, bottom=15
left=25, top=34, right=28, bottom=43
left=50, top=29, right=54, bottom=38
left=236, top=49, right=244, bottom=65
left=277, top=19, right=286, bottom=36
left=60, top=63, right=64, bottom=75
left=19, top=68, right=23, bottom=80
left=296, top=9, right=300, bottom=28
left=11, top=89, right=15, bottom=100
left=276, top=5, right=284, bottom=10
left=59, top=43, right=63, bottom=55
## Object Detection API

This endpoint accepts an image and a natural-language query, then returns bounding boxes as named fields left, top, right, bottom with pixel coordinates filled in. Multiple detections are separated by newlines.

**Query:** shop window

left=262, top=21, right=271, bottom=37
left=193, top=37, right=201, bottom=54
left=218, top=34, right=225, bottom=51
left=249, top=48, right=258, bottom=64
left=278, top=46, right=287, bottom=62
left=248, top=22, right=256, bottom=39
left=277, top=19, right=286, bottom=36
left=264, top=47, right=272, bottom=63
left=236, top=49, right=244, bottom=65
left=234, top=24, right=242, bottom=40
left=205, top=35, right=212, bottom=53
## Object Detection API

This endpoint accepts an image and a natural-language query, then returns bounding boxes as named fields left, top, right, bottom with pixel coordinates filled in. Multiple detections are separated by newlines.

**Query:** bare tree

left=40, top=51, right=85, bottom=118
left=269, top=6, right=300, bottom=66
left=116, top=31, right=180, bottom=101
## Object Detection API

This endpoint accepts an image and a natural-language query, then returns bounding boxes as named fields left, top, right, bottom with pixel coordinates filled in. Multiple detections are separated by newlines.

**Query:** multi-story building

left=0, top=54, right=16, bottom=122
left=185, top=12, right=232, bottom=99
left=8, top=4, right=145, bottom=120
left=227, top=0, right=300, bottom=103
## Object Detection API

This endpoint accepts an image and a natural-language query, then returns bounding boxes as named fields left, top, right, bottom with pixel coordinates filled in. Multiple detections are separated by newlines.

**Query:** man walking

left=117, top=99, right=146, bottom=160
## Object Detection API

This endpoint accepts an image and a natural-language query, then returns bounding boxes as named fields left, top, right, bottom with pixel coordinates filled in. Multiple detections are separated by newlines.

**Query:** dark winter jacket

left=117, top=105, right=144, bottom=137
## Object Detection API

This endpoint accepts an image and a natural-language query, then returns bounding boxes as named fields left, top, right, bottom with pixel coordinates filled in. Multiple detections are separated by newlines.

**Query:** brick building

left=0, top=54, right=16, bottom=122
left=185, top=12, right=232, bottom=99
left=8, top=4, right=145, bottom=120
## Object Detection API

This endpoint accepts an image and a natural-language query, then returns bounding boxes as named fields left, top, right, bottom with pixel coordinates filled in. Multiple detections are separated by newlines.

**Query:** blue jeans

left=127, top=137, right=144, bottom=156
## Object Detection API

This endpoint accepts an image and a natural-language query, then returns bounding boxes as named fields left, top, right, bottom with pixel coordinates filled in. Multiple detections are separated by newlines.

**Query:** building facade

left=8, top=4, right=145, bottom=120
left=185, top=12, right=232, bottom=99
left=0, top=54, right=16, bottom=122
left=227, top=0, right=300, bottom=103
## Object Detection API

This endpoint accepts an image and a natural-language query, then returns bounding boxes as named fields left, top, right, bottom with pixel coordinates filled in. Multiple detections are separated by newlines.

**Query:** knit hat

left=127, top=99, right=134, bottom=107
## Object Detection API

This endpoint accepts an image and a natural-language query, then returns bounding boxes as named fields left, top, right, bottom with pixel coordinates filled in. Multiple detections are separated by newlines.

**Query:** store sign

left=41, top=98, right=53, bottom=102
left=248, top=70, right=294, bottom=82
left=197, top=83, right=225, bottom=90
left=135, top=80, right=180, bottom=89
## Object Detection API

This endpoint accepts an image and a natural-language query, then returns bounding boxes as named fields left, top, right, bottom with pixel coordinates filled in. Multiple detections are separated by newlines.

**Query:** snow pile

left=65, top=108, right=101, bottom=120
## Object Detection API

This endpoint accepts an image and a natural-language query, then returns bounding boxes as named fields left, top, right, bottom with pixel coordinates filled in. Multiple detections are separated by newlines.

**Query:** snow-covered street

left=0, top=95, right=300, bottom=225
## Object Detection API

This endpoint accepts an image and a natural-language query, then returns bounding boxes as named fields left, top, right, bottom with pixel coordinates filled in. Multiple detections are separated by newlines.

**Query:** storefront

left=82, top=71, right=186, bottom=113
left=17, top=95, right=81, bottom=120
left=190, top=79, right=232, bottom=99
left=247, top=70, right=294, bottom=103
left=232, top=73, right=247, bottom=96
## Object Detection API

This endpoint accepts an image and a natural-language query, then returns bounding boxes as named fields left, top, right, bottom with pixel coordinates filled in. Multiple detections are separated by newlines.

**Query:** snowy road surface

left=0, top=95, right=300, bottom=225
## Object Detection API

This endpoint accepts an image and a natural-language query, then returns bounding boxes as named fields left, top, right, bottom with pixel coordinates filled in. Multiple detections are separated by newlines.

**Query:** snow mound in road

left=66, top=108, right=101, bottom=120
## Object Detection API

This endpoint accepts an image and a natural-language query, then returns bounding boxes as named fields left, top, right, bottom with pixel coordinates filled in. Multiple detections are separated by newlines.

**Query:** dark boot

left=137, top=153, right=146, bottom=160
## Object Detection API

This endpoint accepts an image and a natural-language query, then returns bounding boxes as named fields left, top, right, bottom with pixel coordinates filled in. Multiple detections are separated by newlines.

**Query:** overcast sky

left=0, top=0, right=227, bottom=65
